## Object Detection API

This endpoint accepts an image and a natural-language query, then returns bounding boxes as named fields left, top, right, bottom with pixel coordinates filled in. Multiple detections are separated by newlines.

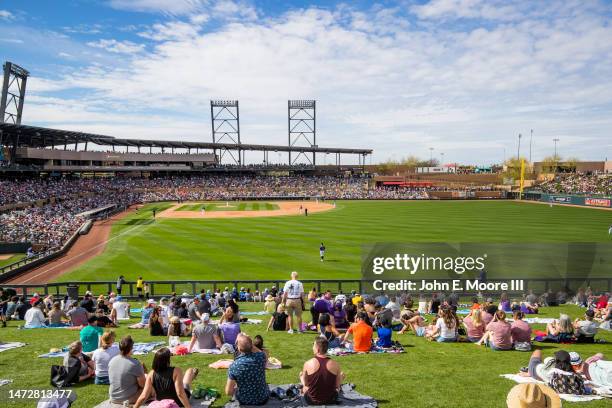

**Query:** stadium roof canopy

left=0, top=123, right=372, bottom=155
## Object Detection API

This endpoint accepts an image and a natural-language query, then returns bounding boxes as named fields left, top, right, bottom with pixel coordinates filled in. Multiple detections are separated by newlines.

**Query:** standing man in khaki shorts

left=282, top=271, right=305, bottom=334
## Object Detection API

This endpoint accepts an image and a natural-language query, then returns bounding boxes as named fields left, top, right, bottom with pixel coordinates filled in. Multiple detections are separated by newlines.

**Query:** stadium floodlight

left=210, top=99, right=241, bottom=165
left=288, top=100, right=316, bottom=165
left=1, top=61, right=29, bottom=125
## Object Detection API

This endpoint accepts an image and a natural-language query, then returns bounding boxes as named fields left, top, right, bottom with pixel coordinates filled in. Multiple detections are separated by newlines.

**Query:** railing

left=2, top=278, right=611, bottom=299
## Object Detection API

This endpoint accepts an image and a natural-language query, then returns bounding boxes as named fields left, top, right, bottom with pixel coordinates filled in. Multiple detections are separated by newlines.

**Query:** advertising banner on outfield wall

left=361, top=242, right=612, bottom=294
left=540, top=193, right=612, bottom=208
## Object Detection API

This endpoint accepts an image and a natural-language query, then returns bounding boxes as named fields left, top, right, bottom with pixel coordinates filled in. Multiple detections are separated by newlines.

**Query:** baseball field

left=55, top=200, right=612, bottom=283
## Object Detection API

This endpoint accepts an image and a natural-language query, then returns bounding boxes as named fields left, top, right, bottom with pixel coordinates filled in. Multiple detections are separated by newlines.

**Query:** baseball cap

left=506, top=383, right=560, bottom=408
left=569, top=351, right=582, bottom=366
left=202, top=313, right=210, bottom=321
left=147, top=299, right=156, bottom=305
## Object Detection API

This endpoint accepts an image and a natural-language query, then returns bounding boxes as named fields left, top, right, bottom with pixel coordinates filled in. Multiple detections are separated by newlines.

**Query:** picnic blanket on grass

left=223, top=384, right=377, bottom=408
left=327, top=343, right=404, bottom=356
left=0, top=342, right=25, bottom=352
left=39, top=341, right=164, bottom=358
left=241, top=311, right=269, bottom=316
left=500, top=374, right=611, bottom=402
left=94, top=396, right=216, bottom=407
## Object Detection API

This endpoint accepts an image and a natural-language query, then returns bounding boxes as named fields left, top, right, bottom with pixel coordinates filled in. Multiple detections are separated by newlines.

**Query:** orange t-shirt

left=471, top=303, right=481, bottom=310
left=348, top=321, right=373, bottom=352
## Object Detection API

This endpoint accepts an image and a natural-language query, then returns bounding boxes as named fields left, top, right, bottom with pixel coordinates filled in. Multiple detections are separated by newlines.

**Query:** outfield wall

left=536, top=193, right=612, bottom=208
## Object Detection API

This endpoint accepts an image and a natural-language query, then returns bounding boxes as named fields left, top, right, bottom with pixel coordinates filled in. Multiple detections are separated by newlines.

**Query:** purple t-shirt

left=313, top=298, right=333, bottom=314
left=219, top=322, right=241, bottom=345
left=510, top=320, right=532, bottom=343
left=463, top=316, right=485, bottom=339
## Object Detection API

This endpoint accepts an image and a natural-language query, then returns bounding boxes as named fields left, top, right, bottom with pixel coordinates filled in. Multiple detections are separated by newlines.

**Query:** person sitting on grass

left=108, top=335, right=147, bottom=405
left=319, top=313, right=342, bottom=348
left=95, top=308, right=116, bottom=328
left=48, top=301, right=69, bottom=327
left=428, top=307, right=458, bottom=343
left=129, top=299, right=156, bottom=329
left=188, top=313, right=222, bottom=352
left=264, top=294, right=276, bottom=317
left=548, top=350, right=590, bottom=395
left=110, top=295, right=130, bottom=324
left=573, top=309, right=598, bottom=343
left=24, top=300, right=47, bottom=328
left=462, top=308, right=486, bottom=342
left=331, top=302, right=349, bottom=330
left=470, top=297, right=481, bottom=311
left=80, top=316, right=103, bottom=353
left=510, top=310, right=532, bottom=351
left=219, top=307, right=241, bottom=346
left=148, top=306, right=165, bottom=336
left=225, top=334, right=270, bottom=406
left=398, top=310, right=426, bottom=335
left=341, top=311, right=373, bottom=352
left=481, top=304, right=497, bottom=325
left=92, top=331, right=119, bottom=385
left=134, top=347, right=199, bottom=408
left=253, top=335, right=270, bottom=359
left=267, top=303, right=289, bottom=332
left=543, top=314, right=575, bottom=343
left=343, top=301, right=357, bottom=325
left=63, top=341, right=95, bottom=385
left=300, top=337, right=345, bottom=406
left=477, top=310, right=512, bottom=350
left=168, top=315, right=191, bottom=339
left=569, top=351, right=612, bottom=388
left=376, top=317, right=393, bottom=347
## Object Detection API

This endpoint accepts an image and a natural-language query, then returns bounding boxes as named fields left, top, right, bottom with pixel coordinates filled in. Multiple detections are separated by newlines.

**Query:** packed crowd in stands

left=0, top=270, right=610, bottom=407
left=0, top=175, right=494, bottom=249
left=535, top=174, right=612, bottom=196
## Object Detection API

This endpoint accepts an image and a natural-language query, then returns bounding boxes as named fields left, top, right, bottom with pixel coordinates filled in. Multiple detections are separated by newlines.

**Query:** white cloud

left=22, top=1, right=612, bottom=164
left=108, top=0, right=206, bottom=15
left=0, top=10, right=14, bottom=21
left=87, top=39, right=146, bottom=54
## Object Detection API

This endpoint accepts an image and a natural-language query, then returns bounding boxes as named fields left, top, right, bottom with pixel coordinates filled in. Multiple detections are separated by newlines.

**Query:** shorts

left=485, top=339, right=511, bottom=351
left=95, top=376, right=110, bottom=385
left=467, top=336, right=482, bottom=343
left=528, top=356, right=542, bottom=380
left=436, top=336, right=457, bottom=343
left=285, top=299, right=303, bottom=317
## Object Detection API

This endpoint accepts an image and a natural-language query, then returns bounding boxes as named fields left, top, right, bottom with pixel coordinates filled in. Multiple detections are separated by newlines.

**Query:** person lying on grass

left=319, top=313, right=342, bottom=348
left=398, top=310, right=426, bottom=335
left=568, top=351, right=612, bottom=388
left=225, top=333, right=270, bottom=405
left=300, top=337, right=345, bottom=406
left=341, top=311, right=373, bottom=352
left=548, top=350, right=593, bottom=395
left=476, top=310, right=512, bottom=350
left=134, top=347, right=199, bottom=408
left=427, top=306, right=458, bottom=343
left=267, top=303, right=289, bottom=332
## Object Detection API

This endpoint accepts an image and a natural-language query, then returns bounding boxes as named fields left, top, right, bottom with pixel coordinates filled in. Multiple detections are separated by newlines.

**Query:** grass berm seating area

left=0, top=302, right=610, bottom=407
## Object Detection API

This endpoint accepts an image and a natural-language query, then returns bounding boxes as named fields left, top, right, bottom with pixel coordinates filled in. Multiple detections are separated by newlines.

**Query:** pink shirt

left=486, top=321, right=512, bottom=349
left=463, top=316, right=485, bottom=339
left=510, top=320, right=532, bottom=343
left=481, top=312, right=493, bottom=325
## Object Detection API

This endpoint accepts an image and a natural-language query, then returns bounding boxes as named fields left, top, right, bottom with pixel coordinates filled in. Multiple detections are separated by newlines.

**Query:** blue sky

left=1, top=0, right=612, bottom=165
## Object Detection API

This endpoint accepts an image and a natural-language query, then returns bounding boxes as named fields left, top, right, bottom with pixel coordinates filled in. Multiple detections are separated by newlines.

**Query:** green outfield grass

left=0, top=254, right=25, bottom=268
left=58, top=200, right=612, bottom=283
left=176, top=202, right=279, bottom=212
left=0, top=303, right=609, bottom=408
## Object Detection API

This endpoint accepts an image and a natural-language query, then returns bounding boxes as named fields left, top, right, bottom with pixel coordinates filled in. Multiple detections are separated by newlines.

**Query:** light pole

left=429, top=147, right=434, bottom=165
left=440, top=152, right=445, bottom=164
left=517, top=133, right=522, bottom=159
left=553, top=138, right=560, bottom=157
